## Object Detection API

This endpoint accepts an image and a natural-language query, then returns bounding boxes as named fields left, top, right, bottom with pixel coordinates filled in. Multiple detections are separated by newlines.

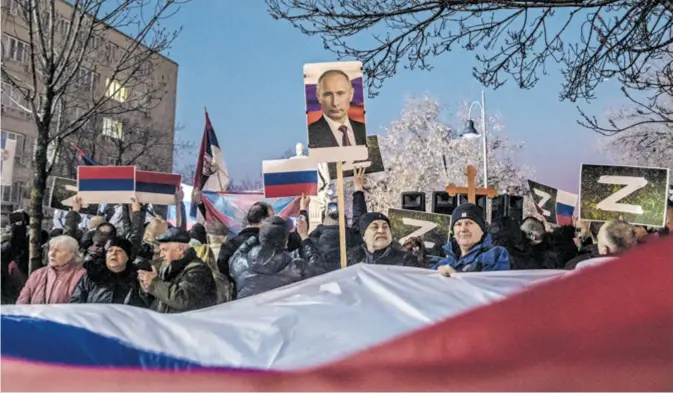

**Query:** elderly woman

left=70, top=237, right=147, bottom=307
left=17, top=235, right=86, bottom=304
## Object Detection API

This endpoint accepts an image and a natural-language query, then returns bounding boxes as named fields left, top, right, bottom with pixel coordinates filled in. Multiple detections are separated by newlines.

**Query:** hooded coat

left=17, top=261, right=86, bottom=304
left=431, top=234, right=511, bottom=272
left=229, top=235, right=327, bottom=299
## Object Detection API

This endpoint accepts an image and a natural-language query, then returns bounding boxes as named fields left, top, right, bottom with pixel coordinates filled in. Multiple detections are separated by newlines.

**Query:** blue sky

left=165, top=1, right=622, bottom=193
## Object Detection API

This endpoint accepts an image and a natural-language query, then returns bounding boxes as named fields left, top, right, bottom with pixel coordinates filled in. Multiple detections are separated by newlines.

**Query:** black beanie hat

left=359, top=212, right=391, bottom=235
left=259, top=216, right=290, bottom=249
left=189, top=223, right=207, bottom=244
left=106, top=237, right=133, bottom=259
left=451, top=203, right=486, bottom=233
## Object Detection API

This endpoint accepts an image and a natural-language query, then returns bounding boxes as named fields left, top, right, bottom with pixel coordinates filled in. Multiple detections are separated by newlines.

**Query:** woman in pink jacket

left=17, top=235, right=85, bottom=304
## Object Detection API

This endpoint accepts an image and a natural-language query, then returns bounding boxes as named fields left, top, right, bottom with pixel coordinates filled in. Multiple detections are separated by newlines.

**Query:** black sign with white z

left=579, top=164, right=670, bottom=227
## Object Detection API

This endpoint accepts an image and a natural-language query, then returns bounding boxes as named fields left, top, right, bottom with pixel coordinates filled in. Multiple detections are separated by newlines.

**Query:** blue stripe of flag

left=556, top=203, right=575, bottom=216
left=79, top=179, right=134, bottom=192
left=136, top=182, right=176, bottom=195
left=263, top=171, right=317, bottom=186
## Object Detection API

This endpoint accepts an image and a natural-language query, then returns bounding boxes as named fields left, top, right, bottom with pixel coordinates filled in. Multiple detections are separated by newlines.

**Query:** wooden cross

left=446, top=165, right=497, bottom=204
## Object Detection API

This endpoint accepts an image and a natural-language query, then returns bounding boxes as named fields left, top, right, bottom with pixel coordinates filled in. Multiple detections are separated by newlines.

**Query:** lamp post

left=461, top=90, right=488, bottom=189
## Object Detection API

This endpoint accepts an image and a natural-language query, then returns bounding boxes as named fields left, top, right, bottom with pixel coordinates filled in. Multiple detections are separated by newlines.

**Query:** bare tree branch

left=266, top=0, right=672, bottom=103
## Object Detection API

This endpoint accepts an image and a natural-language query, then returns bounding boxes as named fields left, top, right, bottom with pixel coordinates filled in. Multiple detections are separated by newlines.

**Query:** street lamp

left=461, top=90, right=488, bottom=188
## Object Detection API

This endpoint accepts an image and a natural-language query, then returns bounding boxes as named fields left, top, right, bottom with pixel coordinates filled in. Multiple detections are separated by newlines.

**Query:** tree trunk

left=28, top=126, right=49, bottom=275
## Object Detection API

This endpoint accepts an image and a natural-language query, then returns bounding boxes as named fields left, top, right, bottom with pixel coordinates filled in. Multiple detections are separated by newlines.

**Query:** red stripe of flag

left=264, top=183, right=317, bottom=199
left=136, top=170, right=181, bottom=186
left=78, top=166, right=134, bottom=180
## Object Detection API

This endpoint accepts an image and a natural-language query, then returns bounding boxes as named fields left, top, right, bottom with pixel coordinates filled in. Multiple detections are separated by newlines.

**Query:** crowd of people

left=2, top=169, right=672, bottom=312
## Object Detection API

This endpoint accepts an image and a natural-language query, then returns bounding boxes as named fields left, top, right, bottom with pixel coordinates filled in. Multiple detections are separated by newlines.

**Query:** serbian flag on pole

left=135, top=170, right=181, bottom=205
left=77, top=166, right=135, bottom=204
left=191, top=110, right=229, bottom=219
left=262, top=158, right=318, bottom=198
left=70, top=143, right=99, bottom=166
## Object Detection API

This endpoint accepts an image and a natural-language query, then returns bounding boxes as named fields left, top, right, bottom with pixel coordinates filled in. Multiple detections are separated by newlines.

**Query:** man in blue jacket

left=432, top=203, right=510, bottom=275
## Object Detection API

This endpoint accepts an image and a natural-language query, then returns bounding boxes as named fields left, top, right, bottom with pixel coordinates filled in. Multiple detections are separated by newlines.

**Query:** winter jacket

left=309, top=224, right=364, bottom=271
left=347, top=242, right=424, bottom=268
left=217, top=227, right=260, bottom=276
left=142, top=247, right=217, bottom=313
left=192, top=243, right=234, bottom=304
left=565, top=244, right=599, bottom=270
left=230, top=236, right=328, bottom=299
left=69, top=259, right=147, bottom=307
left=431, top=234, right=511, bottom=272
left=17, top=261, right=86, bottom=304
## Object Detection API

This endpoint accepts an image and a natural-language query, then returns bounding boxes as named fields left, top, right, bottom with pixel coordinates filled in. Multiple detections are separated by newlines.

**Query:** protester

left=310, top=168, right=367, bottom=271
left=216, top=201, right=274, bottom=275
left=489, top=216, right=538, bottom=269
left=17, top=235, right=86, bottom=305
left=70, top=237, right=147, bottom=307
left=347, top=212, right=423, bottom=267
left=575, top=220, right=637, bottom=269
left=229, top=215, right=327, bottom=299
left=433, top=203, right=510, bottom=275
left=138, top=227, right=217, bottom=313
left=205, top=221, right=228, bottom=260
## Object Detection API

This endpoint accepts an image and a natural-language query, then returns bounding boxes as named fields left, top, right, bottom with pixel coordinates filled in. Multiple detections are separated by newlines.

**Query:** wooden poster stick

left=336, top=161, right=347, bottom=269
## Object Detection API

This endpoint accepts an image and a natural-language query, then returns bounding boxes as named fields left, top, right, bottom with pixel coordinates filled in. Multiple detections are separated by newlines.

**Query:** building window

left=1, top=181, right=23, bottom=203
left=104, top=42, right=118, bottom=62
left=57, top=17, right=70, bottom=36
left=1, top=81, right=30, bottom=111
left=1, top=34, right=29, bottom=64
left=76, top=67, right=99, bottom=91
left=102, top=117, right=123, bottom=139
left=105, top=79, right=128, bottom=102
left=1, top=0, right=21, bottom=15
left=1, top=130, right=25, bottom=161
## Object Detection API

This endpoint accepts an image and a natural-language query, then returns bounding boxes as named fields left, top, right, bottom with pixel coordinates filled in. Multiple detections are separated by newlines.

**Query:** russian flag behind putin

left=263, top=158, right=318, bottom=198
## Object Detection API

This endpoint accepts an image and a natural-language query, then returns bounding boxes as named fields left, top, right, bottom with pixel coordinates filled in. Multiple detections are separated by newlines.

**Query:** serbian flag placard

left=135, top=170, right=181, bottom=205
left=77, top=166, right=135, bottom=204
left=262, top=158, right=318, bottom=198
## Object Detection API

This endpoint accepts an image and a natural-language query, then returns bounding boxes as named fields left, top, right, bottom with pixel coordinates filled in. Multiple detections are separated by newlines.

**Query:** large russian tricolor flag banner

left=77, top=166, right=135, bottom=204
left=2, top=239, right=672, bottom=391
left=135, top=170, right=182, bottom=205
left=262, top=158, right=318, bottom=198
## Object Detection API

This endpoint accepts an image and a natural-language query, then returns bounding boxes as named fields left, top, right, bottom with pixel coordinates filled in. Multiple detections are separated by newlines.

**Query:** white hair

left=49, top=235, right=83, bottom=264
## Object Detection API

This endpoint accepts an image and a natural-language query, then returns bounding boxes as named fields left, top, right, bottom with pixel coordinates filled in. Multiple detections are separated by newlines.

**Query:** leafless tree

left=1, top=0, right=187, bottom=272
left=172, top=137, right=197, bottom=185
left=267, top=0, right=672, bottom=104
left=227, top=177, right=264, bottom=192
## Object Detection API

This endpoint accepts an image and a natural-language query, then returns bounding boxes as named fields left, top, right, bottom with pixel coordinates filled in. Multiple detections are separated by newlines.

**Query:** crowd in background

left=2, top=169, right=672, bottom=312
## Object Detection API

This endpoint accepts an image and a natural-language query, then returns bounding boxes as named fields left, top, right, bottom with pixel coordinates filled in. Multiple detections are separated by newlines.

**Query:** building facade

left=1, top=0, right=179, bottom=222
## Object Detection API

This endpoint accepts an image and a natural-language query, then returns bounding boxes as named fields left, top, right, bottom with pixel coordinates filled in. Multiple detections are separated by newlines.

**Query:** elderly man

left=308, top=69, right=367, bottom=149
left=433, top=203, right=511, bottom=275
left=575, top=219, right=636, bottom=269
left=138, top=227, right=217, bottom=313
left=346, top=212, right=423, bottom=267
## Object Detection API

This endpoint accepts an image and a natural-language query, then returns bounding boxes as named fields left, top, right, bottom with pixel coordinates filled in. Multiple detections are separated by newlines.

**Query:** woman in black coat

left=70, top=237, right=147, bottom=307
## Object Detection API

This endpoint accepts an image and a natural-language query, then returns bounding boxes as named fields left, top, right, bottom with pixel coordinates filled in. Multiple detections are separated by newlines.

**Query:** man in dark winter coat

left=347, top=212, right=423, bottom=267
left=230, top=215, right=327, bottom=299
left=216, top=201, right=274, bottom=276
left=138, top=228, right=217, bottom=313
left=310, top=169, right=367, bottom=271
left=70, top=237, right=147, bottom=307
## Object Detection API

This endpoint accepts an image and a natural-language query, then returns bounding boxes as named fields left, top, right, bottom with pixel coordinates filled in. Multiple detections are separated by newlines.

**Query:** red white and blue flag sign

left=135, top=170, right=181, bottom=205
left=77, top=166, right=135, bottom=204
left=2, top=239, right=671, bottom=391
left=528, top=179, right=578, bottom=226
left=262, top=157, right=318, bottom=198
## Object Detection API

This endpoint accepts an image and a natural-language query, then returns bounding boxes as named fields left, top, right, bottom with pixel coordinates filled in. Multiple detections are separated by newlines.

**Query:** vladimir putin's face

left=316, top=72, right=353, bottom=124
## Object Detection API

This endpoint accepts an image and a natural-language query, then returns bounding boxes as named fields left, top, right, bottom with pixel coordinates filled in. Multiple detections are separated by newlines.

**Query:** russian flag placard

left=556, top=189, right=578, bottom=226
left=78, top=166, right=135, bottom=204
left=135, top=170, right=181, bottom=205
left=263, top=158, right=318, bottom=198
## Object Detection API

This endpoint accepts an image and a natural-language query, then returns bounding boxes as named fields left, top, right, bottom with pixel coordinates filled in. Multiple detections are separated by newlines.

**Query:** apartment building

left=1, top=0, right=179, bottom=219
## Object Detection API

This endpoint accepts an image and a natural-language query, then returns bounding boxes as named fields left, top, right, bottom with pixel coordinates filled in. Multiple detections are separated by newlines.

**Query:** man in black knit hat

left=432, top=203, right=510, bottom=275
left=346, top=212, right=424, bottom=267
